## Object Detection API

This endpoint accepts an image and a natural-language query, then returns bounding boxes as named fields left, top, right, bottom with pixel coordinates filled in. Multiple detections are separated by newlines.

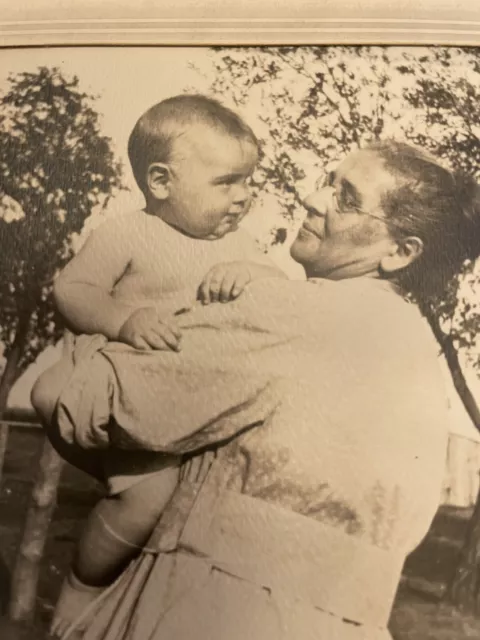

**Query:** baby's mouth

left=224, top=213, right=243, bottom=227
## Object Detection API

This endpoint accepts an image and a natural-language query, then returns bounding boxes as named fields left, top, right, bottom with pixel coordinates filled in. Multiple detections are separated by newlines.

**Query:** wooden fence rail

left=0, top=420, right=42, bottom=429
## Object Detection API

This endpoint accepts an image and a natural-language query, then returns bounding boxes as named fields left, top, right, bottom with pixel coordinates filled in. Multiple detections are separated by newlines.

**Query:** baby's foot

left=50, top=572, right=104, bottom=639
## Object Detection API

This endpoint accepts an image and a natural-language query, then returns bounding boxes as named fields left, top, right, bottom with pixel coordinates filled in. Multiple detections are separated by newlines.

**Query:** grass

left=2, top=427, right=480, bottom=639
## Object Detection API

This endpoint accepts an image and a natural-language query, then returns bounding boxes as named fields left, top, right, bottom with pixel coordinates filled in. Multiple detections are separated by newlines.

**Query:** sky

left=1, top=46, right=479, bottom=437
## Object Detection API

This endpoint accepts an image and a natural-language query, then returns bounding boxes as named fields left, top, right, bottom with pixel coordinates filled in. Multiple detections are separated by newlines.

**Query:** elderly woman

left=50, top=140, right=479, bottom=640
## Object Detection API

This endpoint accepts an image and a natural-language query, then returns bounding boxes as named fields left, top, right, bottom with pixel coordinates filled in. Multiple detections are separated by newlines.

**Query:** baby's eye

left=215, top=178, right=236, bottom=188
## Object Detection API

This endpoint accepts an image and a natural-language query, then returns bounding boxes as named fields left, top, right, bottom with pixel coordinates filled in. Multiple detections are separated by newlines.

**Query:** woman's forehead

left=334, top=149, right=398, bottom=194
left=338, top=148, right=384, bottom=173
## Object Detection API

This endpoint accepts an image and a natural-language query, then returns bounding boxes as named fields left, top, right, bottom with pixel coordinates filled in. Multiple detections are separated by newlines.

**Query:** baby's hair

left=128, top=94, right=259, bottom=194
left=367, top=139, right=480, bottom=300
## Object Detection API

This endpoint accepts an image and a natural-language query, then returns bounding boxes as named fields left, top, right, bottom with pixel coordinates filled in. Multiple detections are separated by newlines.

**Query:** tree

left=398, top=46, right=480, bottom=613
left=208, top=45, right=480, bottom=612
left=208, top=46, right=403, bottom=245
left=0, top=66, right=124, bottom=625
left=0, top=66, right=123, bottom=469
left=398, top=46, right=480, bottom=425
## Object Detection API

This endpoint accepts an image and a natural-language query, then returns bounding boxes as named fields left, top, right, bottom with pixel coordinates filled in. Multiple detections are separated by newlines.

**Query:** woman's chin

left=290, top=235, right=318, bottom=266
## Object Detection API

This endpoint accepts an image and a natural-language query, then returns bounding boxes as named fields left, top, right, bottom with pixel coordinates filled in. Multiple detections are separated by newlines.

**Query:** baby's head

left=128, top=94, right=259, bottom=240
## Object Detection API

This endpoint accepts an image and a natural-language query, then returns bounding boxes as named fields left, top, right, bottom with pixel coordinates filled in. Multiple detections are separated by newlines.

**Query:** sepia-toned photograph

left=0, top=43, right=480, bottom=640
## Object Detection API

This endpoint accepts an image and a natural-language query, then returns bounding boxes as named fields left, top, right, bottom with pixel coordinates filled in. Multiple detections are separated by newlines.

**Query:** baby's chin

left=173, top=224, right=235, bottom=241
left=203, top=224, right=240, bottom=241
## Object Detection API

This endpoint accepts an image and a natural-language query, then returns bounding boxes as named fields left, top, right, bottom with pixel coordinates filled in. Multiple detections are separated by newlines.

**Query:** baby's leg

left=77, top=463, right=181, bottom=584
left=31, top=358, right=104, bottom=481
left=31, top=356, right=74, bottom=426
left=51, top=463, right=180, bottom=639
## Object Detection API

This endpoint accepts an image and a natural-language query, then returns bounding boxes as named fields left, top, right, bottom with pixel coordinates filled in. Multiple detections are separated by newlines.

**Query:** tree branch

left=422, top=302, right=480, bottom=431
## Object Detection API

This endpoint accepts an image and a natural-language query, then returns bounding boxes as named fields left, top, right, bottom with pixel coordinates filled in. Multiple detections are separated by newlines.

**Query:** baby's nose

left=233, top=183, right=251, bottom=204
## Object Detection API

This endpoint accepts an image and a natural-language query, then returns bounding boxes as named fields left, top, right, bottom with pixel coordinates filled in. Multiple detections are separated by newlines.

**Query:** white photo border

left=1, top=0, right=480, bottom=47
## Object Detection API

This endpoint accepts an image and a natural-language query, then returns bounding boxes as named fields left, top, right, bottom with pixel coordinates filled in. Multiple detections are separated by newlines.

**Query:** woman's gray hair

left=368, top=140, right=480, bottom=301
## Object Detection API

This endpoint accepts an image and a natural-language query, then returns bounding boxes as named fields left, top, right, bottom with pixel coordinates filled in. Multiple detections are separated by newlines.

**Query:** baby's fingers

left=197, top=273, right=212, bottom=304
left=143, top=325, right=181, bottom=351
left=218, top=271, right=239, bottom=302
left=129, top=335, right=153, bottom=351
left=199, top=269, right=222, bottom=304
left=157, top=323, right=181, bottom=351
left=164, top=321, right=182, bottom=340
left=230, top=270, right=251, bottom=299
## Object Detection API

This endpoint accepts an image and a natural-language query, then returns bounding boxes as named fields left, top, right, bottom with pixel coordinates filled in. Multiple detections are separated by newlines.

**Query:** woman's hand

left=118, top=307, right=182, bottom=351
left=198, top=261, right=287, bottom=305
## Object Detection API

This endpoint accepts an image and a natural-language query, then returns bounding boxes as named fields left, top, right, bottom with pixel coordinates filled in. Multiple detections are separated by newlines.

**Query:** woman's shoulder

left=238, top=276, right=429, bottom=346
left=289, top=277, right=437, bottom=360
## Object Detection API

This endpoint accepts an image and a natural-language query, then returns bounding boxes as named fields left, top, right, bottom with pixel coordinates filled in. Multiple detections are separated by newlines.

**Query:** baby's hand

left=118, top=308, right=182, bottom=351
left=198, top=261, right=285, bottom=304
left=198, top=262, right=254, bottom=305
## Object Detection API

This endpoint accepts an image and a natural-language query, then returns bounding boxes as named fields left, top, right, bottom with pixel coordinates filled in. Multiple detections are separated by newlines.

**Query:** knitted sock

left=51, top=513, right=143, bottom=639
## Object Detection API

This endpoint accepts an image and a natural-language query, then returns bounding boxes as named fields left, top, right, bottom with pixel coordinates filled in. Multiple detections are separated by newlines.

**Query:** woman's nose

left=302, top=188, right=332, bottom=216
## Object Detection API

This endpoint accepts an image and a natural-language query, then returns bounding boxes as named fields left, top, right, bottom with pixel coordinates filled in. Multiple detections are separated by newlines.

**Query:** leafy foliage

left=399, top=48, right=480, bottom=361
left=0, top=67, right=124, bottom=376
left=209, top=46, right=480, bottom=370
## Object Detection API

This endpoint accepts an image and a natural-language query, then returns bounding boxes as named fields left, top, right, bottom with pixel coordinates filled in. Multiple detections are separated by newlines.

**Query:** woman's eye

left=340, top=191, right=359, bottom=212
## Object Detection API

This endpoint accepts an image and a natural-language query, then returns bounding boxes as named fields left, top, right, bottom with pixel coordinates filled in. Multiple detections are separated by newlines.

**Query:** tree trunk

left=423, top=305, right=480, bottom=432
left=8, top=437, right=64, bottom=623
left=439, top=337, right=480, bottom=432
left=3, top=312, right=66, bottom=624
left=0, top=318, right=31, bottom=639
left=0, top=330, right=26, bottom=480
left=423, top=305, right=480, bottom=614
left=441, top=342, right=480, bottom=613
left=449, top=484, right=480, bottom=614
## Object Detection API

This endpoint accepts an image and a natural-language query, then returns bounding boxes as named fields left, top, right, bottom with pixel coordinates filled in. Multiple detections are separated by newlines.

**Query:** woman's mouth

left=300, top=221, right=323, bottom=239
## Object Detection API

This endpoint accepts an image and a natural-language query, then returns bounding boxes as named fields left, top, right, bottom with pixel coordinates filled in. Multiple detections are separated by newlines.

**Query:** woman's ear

left=380, top=236, right=424, bottom=273
left=146, top=163, right=171, bottom=201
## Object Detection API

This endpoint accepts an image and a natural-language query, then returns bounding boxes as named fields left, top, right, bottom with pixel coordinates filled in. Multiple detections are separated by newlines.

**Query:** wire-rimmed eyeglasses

left=313, top=173, right=409, bottom=234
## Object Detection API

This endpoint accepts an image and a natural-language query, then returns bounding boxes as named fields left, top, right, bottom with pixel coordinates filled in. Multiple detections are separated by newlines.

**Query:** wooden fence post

left=0, top=424, right=9, bottom=481
left=8, top=436, right=64, bottom=622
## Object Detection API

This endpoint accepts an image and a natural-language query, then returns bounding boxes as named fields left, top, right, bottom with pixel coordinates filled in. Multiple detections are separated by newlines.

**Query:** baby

left=31, top=94, right=284, bottom=638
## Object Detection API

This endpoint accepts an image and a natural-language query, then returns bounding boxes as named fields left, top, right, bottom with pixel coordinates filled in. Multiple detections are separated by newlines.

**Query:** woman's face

left=290, top=149, right=402, bottom=280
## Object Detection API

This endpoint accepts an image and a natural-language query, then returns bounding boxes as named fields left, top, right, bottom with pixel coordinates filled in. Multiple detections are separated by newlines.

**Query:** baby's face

left=161, top=127, right=258, bottom=240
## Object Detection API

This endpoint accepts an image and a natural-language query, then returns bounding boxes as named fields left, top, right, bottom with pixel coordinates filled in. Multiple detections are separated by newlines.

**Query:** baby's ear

left=147, top=163, right=171, bottom=200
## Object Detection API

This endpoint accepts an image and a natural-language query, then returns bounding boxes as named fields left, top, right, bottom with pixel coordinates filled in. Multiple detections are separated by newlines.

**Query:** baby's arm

left=54, top=217, right=138, bottom=340
left=55, top=217, right=182, bottom=350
